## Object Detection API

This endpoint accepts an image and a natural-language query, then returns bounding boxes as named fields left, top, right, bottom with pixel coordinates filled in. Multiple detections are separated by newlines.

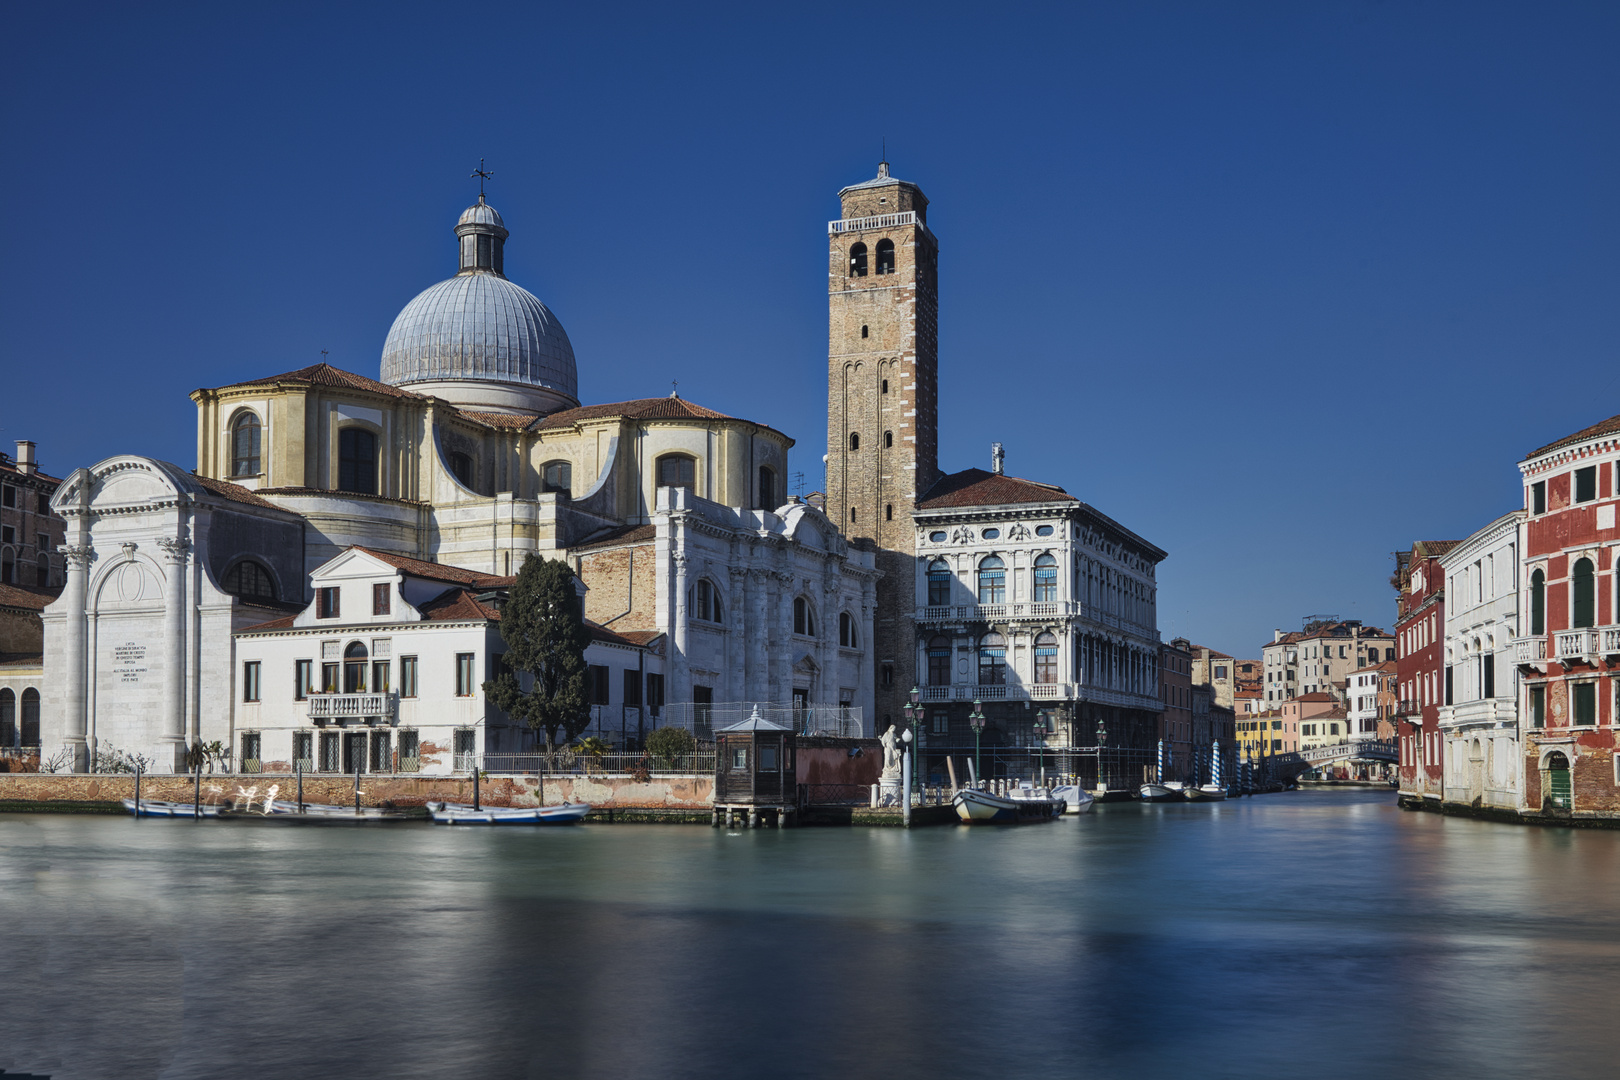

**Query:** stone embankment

left=1398, top=792, right=1620, bottom=829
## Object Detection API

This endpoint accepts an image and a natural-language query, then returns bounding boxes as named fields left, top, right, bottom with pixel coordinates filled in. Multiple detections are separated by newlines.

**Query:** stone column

left=728, top=566, right=749, bottom=703
left=157, top=535, right=190, bottom=771
left=670, top=551, right=689, bottom=708
left=60, top=543, right=92, bottom=772
left=771, top=570, right=794, bottom=702
left=748, top=567, right=769, bottom=702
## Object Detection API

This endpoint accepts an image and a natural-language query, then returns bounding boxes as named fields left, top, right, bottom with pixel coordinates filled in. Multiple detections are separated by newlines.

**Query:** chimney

left=15, top=440, right=36, bottom=476
left=991, top=442, right=1004, bottom=475
left=1273, top=629, right=1283, bottom=642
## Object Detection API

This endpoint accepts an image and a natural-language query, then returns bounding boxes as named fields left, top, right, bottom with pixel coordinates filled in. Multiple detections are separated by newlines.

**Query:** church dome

left=380, top=195, right=578, bottom=415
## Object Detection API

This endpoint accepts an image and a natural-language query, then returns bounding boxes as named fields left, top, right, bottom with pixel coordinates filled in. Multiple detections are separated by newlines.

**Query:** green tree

left=483, top=555, right=591, bottom=761
left=645, top=725, right=696, bottom=769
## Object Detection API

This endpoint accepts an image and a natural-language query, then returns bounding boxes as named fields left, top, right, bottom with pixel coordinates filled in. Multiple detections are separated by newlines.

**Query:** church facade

left=42, top=192, right=874, bottom=772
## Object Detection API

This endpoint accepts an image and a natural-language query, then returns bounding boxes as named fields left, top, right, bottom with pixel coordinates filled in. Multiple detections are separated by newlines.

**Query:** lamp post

left=1095, top=717, right=1107, bottom=792
left=901, top=686, right=921, bottom=825
left=1034, top=710, right=1047, bottom=786
left=969, top=697, right=986, bottom=786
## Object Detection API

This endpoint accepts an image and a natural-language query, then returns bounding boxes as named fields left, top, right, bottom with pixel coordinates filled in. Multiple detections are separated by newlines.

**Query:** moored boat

left=1139, top=783, right=1184, bottom=802
left=1184, top=784, right=1228, bottom=802
left=426, top=801, right=591, bottom=825
left=121, top=797, right=222, bottom=818
left=219, top=799, right=415, bottom=822
left=1048, top=784, right=1095, bottom=815
left=953, top=786, right=1063, bottom=824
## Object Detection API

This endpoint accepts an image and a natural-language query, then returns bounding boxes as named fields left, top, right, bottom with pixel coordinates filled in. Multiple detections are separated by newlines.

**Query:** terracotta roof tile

left=1295, top=692, right=1337, bottom=702
left=917, top=468, right=1076, bottom=510
left=256, top=487, right=428, bottom=507
left=213, top=362, right=426, bottom=400
left=456, top=409, right=541, bottom=430
left=189, top=473, right=283, bottom=509
left=351, top=547, right=514, bottom=589
left=0, top=459, right=63, bottom=485
left=0, top=651, right=44, bottom=667
left=612, top=629, right=665, bottom=646
left=239, top=614, right=298, bottom=632
left=1525, top=411, right=1620, bottom=460
left=418, top=588, right=501, bottom=622
left=536, top=396, right=734, bottom=428
left=0, top=583, right=59, bottom=611
left=572, top=523, right=657, bottom=551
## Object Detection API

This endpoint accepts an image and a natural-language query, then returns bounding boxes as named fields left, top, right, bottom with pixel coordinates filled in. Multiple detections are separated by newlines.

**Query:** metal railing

left=915, top=601, right=1158, bottom=638
left=656, top=702, right=869, bottom=740
left=307, top=692, right=397, bottom=719
left=478, top=752, right=717, bottom=776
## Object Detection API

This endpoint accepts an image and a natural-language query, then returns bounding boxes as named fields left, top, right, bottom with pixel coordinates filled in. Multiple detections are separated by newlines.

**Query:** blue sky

left=4, top=2, right=1618, bottom=657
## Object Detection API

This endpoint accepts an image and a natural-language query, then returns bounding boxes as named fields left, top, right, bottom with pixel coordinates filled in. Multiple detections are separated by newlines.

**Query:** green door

left=1548, top=766, right=1572, bottom=809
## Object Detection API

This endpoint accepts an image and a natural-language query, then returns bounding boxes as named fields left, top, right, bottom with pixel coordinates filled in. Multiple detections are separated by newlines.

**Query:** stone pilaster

left=157, top=535, right=190, bottom=770
left=59, top=543, right=92, bottom=772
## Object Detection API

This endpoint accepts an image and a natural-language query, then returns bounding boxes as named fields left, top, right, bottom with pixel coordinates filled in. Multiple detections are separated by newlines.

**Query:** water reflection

left=2, top=792, right=1619, bottom=1078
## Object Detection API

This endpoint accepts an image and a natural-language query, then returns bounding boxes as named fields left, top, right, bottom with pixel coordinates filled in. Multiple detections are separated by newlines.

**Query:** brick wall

left=576, top=541, right=658, bottom=631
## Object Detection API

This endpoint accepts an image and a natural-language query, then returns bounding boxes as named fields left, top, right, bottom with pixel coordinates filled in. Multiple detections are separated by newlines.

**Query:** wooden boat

left=1048, top=785, right=1095, bottom=815
left=426, top=801, right=591, bottom=825
left=1139, top=783, right=1184, bottom=802
left=121, top=797, right=222, bottom=818
left=952, top=786, right=1063, bottom=824
left=1184, top=784, right=1228, bottom=802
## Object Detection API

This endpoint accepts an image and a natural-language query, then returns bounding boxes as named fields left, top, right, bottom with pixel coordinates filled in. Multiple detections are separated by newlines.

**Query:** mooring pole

left=193, top=756, right=201, bottom=819
left=134, top=763, right=141, bottom=819
left=354, top=764, right=361, bottom=814
left=297, top=760, right=304, bottom=813
left=473, top=761, right=481, bottom=811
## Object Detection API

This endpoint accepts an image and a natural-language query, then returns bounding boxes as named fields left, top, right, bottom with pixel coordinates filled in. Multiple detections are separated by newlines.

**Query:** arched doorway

left=0, top=688, right=14, bottom=747
left=1544, top=751, right=1572, bottom=810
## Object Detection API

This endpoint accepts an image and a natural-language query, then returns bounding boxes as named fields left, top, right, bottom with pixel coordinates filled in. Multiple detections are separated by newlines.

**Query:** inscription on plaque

left=112, top=641, right=149, bottom=684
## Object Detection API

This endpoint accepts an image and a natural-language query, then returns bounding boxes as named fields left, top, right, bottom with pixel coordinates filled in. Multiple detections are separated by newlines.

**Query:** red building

left=1516, top=414, right=1620, bottom=813
left=1395, top=540, right=1457, bottom=800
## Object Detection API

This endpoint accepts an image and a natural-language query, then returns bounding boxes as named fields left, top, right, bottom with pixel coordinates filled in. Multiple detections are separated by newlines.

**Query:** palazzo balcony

left=916, top=601, right=1159, bottom=639
left=1520, top=626, right=1620, bottom=665
left=1512, top=637, right=1547, bottom=664
left=917, top=682, right=1160, bottom=712
left=307, top=692, right=397, bottom=723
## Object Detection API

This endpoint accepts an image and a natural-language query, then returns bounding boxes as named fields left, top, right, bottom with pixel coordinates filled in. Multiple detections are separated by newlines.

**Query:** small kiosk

left=713, top=710, right=797, bottom=828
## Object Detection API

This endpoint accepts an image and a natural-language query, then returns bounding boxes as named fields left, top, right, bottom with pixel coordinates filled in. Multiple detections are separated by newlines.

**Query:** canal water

left=1, top=790, right=1617, bottom=1079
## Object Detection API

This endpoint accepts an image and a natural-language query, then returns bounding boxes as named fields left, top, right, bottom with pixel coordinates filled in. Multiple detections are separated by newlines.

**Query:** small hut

left=713, top=709, right=797, bottom=828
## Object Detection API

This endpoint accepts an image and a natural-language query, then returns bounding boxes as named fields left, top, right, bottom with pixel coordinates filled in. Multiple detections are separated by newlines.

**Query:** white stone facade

left=1438, top=510, right=1524, bottom=810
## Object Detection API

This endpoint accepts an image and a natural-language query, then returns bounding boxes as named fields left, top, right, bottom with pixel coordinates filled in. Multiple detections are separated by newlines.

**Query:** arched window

left=1530, top=569, right=1545, bottom=636
left=231, top=412, right=262, bottom=478
left=691, top=579, right=723, bottom=623
left=0, top=688, right=13, bottom=747
left=793, top=596, right=816, bottom=637
left=849, top=432, right=860, bottom=451
left=884, top=430, right=893, bottom=448
left=839, top=611, right=858, bottom=647
left=223, top=560, right=278, bottom=604
left=19, top=688, right=39, bottom=747
left=1033, top=553, right=1058, bottom=603
left=656, top=454, right=696, bottom=489
left=343, top=641, right=369, bottom=694
left=885, top=504, right=893, bottom=521
left=1572, top=558, right=1595, bottom=628
left=927, top=634, right=951, bottom=686
left=977, top=555, right=1006, bottom=605
left=978, top=632, right=1007, bottom=685
left=338, top=428, right=378, bottom=495
left=758, top=466, right=775, bottom=510
left=542, top=460, right=572, bottom=497
left=447, top=451, right=475, bottom=489
left=875, top=238, right=895, bottom=274
left=1034, top=632, right=1059, bottom=684
left=927, top=559, right=952, bottom=606
left=849, top=242, right=868, bottom=277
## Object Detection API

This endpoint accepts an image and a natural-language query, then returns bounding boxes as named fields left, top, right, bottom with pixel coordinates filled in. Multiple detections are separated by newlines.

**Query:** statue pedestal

left=879, top=776, right=902, bottom=806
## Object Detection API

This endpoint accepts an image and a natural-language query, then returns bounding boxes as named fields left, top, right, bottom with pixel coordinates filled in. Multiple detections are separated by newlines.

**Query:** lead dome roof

left=380, top=198, right=577, bottom=407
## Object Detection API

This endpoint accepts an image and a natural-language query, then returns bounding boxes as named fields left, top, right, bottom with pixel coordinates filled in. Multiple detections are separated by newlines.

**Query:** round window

left=982, top=528, right=1000, bottom=540
left=929, top=531, right=947, bottom=542
left=1036, top=525, right=1054, bottom=537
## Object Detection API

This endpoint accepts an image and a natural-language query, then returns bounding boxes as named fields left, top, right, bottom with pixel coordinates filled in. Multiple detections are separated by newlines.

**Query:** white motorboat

left=953, top=786, right=1064, bottom=824
left=426, top=801, right=591, bottom=825
left=1048, top=785, right=1095, bottom=815
left=1184, top=784, right=1228, bottom=802
left=220, top=799, right=415, bottom=822
left=122, top=798, right=221, bottom=818
left=1139, top=783, right=1184, bottom=802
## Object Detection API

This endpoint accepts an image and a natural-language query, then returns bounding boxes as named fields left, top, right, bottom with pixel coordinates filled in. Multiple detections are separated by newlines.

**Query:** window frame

left=316, top=586, right=340, bottom=620
left=455, top=653, right=476, bottom=697
left=976, top=555, right=1006, bottom=605
left=242, top=661, right=261, bottom=703
left=230, top=411, right=263, bottom=478
left=372, top=582, right=391, bottom=616
left=400, top=655, right=419, bottom=698
left=294, top=659, right=313, bottom=701
left=655, top=453, right=697, bottom=490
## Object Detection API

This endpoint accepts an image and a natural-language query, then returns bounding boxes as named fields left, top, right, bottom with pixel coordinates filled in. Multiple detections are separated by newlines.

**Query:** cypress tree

left=484, top=554, right=591, bottom=760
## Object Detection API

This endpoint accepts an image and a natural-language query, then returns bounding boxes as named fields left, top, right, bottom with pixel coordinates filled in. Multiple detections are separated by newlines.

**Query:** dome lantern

left=456, top=194, right=509, bottom=276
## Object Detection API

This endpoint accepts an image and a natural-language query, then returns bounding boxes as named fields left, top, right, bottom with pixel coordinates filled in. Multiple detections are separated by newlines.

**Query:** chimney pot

left=15, top=440, right=36, bottom=475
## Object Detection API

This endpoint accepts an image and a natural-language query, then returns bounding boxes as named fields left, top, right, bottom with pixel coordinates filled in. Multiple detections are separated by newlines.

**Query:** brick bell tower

left=826, top=161, right=940, bottom=734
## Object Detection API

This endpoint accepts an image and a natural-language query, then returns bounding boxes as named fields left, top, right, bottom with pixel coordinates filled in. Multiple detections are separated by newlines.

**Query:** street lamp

left=1095, top=718, right=1107, bottom=792
left=969, top=697, right=986, bottom=786
left=1034, top=709, right=1048, bottom=786
left=901, top=686, right=921, bottom=823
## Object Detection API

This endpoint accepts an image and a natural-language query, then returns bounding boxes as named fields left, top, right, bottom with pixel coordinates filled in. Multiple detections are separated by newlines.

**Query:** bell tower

left=826, top=161, right=940, bottom=733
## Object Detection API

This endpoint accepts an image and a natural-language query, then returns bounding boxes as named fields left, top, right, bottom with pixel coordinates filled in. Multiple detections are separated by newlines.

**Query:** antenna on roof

left=670, top=380, right=679, bottom=399
left=320, top=349, right=329, bottom=362
left=471, top=158, right=493, bottom=200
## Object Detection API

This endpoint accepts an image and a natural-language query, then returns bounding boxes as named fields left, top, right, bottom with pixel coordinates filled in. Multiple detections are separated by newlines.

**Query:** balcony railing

left=306, top=692, right=397, bottom=720
left=916, top=601, right=1158, bottom=638
left=827, top=210, right=935, bottom=243
left=1513, top=637, right=1547, bottom=663
left=1554, top=630, right=1598, bottom=661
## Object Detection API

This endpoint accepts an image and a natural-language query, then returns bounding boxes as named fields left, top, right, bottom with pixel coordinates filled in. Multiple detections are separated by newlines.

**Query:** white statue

left=879, top=725, right=902, bottom=779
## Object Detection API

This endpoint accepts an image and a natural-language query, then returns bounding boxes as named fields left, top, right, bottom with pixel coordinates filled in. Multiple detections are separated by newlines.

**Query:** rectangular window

left=1575, top=465, right=1597, bottom=503
left=36, top=493, right=47, bottom=514
left=372, top=660, right=390, bottom=694
left=622, top=669, right=642, bottom=707
left=455, top=653, right=475, bottom=697
left=321, top=662, right=339, bottom=694
left=1444, top=666, right=1453, bottom=707
left=0, top=485, right=12, bottom=508
left=0, top=526, right=12, bottom=545
left=320, top=732, right=340, bottom=772
left=1532, top=480, right=1546, bottom=515
left=242, top=661, right=261, bottom=703
left=1483, top=653, right=1495, bottom=699
left=400, top=655, right=418, bottom=698
left=646, top=673, right=665, bottom=710
left=731, top=747, right=748, bottom=771
left=587, top=664, right=610, bottom=705
left=373, top=582, right=391, bottom=616
left=759, top=745, right=778, bottom=771
left=240, top=732, right=261, bottom=773
left=398, top=730, right=420, bottom=773
left=293, top=732, right=313, bottom=772
left=1573, top=682, right=1596, bottom=726
left=932, top=711, right=949, bottom=735
left=454, top=729, right=476, bottom=771
left=370, top=731, right=392, bottom=774
left=317, top=586, right=340, bottom=619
